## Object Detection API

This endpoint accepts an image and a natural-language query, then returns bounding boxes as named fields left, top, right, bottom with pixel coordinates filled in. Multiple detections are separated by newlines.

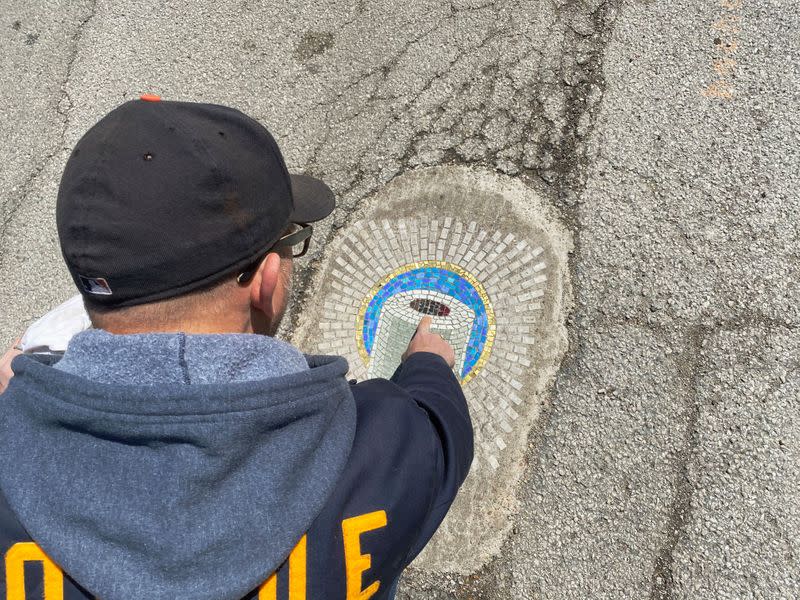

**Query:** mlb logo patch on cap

left=78, top=275, right=113, bottom=296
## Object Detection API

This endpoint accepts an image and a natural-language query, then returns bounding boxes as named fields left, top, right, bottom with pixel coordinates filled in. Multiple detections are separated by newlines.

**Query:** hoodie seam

left=178, top=333, right=191, bottom=385
left=13, top=391, right=348, bottom=421
left=398, top=402, right=441, bottom=569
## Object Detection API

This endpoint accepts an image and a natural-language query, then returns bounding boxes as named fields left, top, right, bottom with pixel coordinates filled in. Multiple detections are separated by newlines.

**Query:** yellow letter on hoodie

left=342, top=510, right=387, bottom=600
left=5, top=542, right=64, bottom=600
left=258, top=534, right=307, bottom=600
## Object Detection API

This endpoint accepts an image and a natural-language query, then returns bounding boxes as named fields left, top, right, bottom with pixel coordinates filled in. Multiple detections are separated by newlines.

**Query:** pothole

left=293, top=165, right=573, bottom=573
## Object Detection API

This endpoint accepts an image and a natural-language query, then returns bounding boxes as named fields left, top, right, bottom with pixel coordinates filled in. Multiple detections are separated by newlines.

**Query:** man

left=0, top=97, right=473, bottom=600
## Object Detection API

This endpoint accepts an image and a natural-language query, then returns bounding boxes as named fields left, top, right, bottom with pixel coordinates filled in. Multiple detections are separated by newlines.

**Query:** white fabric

left=19, top=294, right=92, bottom=353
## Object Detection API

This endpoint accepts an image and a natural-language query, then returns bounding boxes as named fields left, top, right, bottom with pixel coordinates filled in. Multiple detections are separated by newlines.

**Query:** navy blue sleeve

left=388, top=351, right=474, bottom=563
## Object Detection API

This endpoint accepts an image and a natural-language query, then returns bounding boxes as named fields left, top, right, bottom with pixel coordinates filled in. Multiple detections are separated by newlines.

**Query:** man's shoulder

left=349, top=376, right=438, bottom=450
left=349, top=375, right=437, bottom=450
left=336, top=374, right=442, bottom=502
left=311, top=376, right=441, bottom=564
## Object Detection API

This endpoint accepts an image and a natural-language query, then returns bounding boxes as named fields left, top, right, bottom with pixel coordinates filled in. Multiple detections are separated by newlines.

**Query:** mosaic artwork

left=314, top=217, right=547, bottom=471
left=359, top=262, right=493, bottom=382
left=292, top=166, right=571, bottom=574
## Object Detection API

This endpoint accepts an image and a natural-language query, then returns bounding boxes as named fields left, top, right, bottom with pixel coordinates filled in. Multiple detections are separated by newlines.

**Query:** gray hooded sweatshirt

left=0, top=329, right=356, bottom=599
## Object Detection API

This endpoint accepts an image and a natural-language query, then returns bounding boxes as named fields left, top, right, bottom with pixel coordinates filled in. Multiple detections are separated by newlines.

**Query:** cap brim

left=289, top=174, right=336, bottom=223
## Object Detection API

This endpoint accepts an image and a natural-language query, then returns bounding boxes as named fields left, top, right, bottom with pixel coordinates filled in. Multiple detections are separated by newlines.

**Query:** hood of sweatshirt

left=0, top=329, right=356, bottom=600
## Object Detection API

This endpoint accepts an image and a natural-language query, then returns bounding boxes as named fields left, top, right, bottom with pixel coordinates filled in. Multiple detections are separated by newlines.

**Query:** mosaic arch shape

left=357, top=260, right=496, bottom=383
left=292, top=166, right=571, bottom=575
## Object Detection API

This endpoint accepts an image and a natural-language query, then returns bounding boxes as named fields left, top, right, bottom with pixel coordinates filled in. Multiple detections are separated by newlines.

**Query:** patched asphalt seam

left=649, top=325, right=706, bottom=600
left=543, top=0, right=621, bottom=209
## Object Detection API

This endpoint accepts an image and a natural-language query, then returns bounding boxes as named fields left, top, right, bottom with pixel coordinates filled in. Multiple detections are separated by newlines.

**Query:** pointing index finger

left=418, top=316, right=432, bottom=332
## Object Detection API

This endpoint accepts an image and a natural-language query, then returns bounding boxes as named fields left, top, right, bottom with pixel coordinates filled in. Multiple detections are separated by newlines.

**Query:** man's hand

left=0, top=337, right=23, bottom=395
left=401, top=316, right=455, bottom=367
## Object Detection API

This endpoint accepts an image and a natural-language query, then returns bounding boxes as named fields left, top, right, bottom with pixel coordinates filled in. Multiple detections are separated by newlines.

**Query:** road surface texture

left=1, top=0, right=798, bottom=598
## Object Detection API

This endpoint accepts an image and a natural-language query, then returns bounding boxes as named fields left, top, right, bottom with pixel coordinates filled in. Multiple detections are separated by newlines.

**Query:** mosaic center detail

left=358, top=261, right=495, bottom=383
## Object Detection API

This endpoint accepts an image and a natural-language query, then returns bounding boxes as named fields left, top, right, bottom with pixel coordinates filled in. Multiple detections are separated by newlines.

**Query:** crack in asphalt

left=305, top=14, right=450, bottom=172
left=300, top=0, right=621, bottom=234
left=0, top=0, right=98, bottom=263
left=58, top=0, right=99, bottom=120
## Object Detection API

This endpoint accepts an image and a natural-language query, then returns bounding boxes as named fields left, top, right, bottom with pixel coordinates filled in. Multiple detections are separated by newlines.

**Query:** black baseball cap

left=56, top=95, right=335, bottom=308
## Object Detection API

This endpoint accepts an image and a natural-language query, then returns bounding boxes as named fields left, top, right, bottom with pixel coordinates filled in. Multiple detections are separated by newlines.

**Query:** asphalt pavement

left=1, top=0, right=797, bottom=597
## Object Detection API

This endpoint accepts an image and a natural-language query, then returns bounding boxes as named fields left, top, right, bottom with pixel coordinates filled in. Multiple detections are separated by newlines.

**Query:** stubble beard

left=267, top=259, right=293, bottom=336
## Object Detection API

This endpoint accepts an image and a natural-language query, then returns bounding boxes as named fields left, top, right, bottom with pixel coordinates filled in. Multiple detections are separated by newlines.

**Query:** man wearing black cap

left=0, top=97, right=473, bottom=600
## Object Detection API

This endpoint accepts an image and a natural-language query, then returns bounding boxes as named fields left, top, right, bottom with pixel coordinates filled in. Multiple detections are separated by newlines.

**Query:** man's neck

left=98, top=319, right=255, bottom=336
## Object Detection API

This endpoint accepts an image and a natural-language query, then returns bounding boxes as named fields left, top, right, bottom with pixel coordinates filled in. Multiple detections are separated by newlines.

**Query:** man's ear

left=250, top=252, right=282, bottom=316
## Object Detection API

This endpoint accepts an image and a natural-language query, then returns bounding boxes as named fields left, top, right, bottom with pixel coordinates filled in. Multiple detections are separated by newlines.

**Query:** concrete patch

left=293, top=165, right=572, bottom=573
